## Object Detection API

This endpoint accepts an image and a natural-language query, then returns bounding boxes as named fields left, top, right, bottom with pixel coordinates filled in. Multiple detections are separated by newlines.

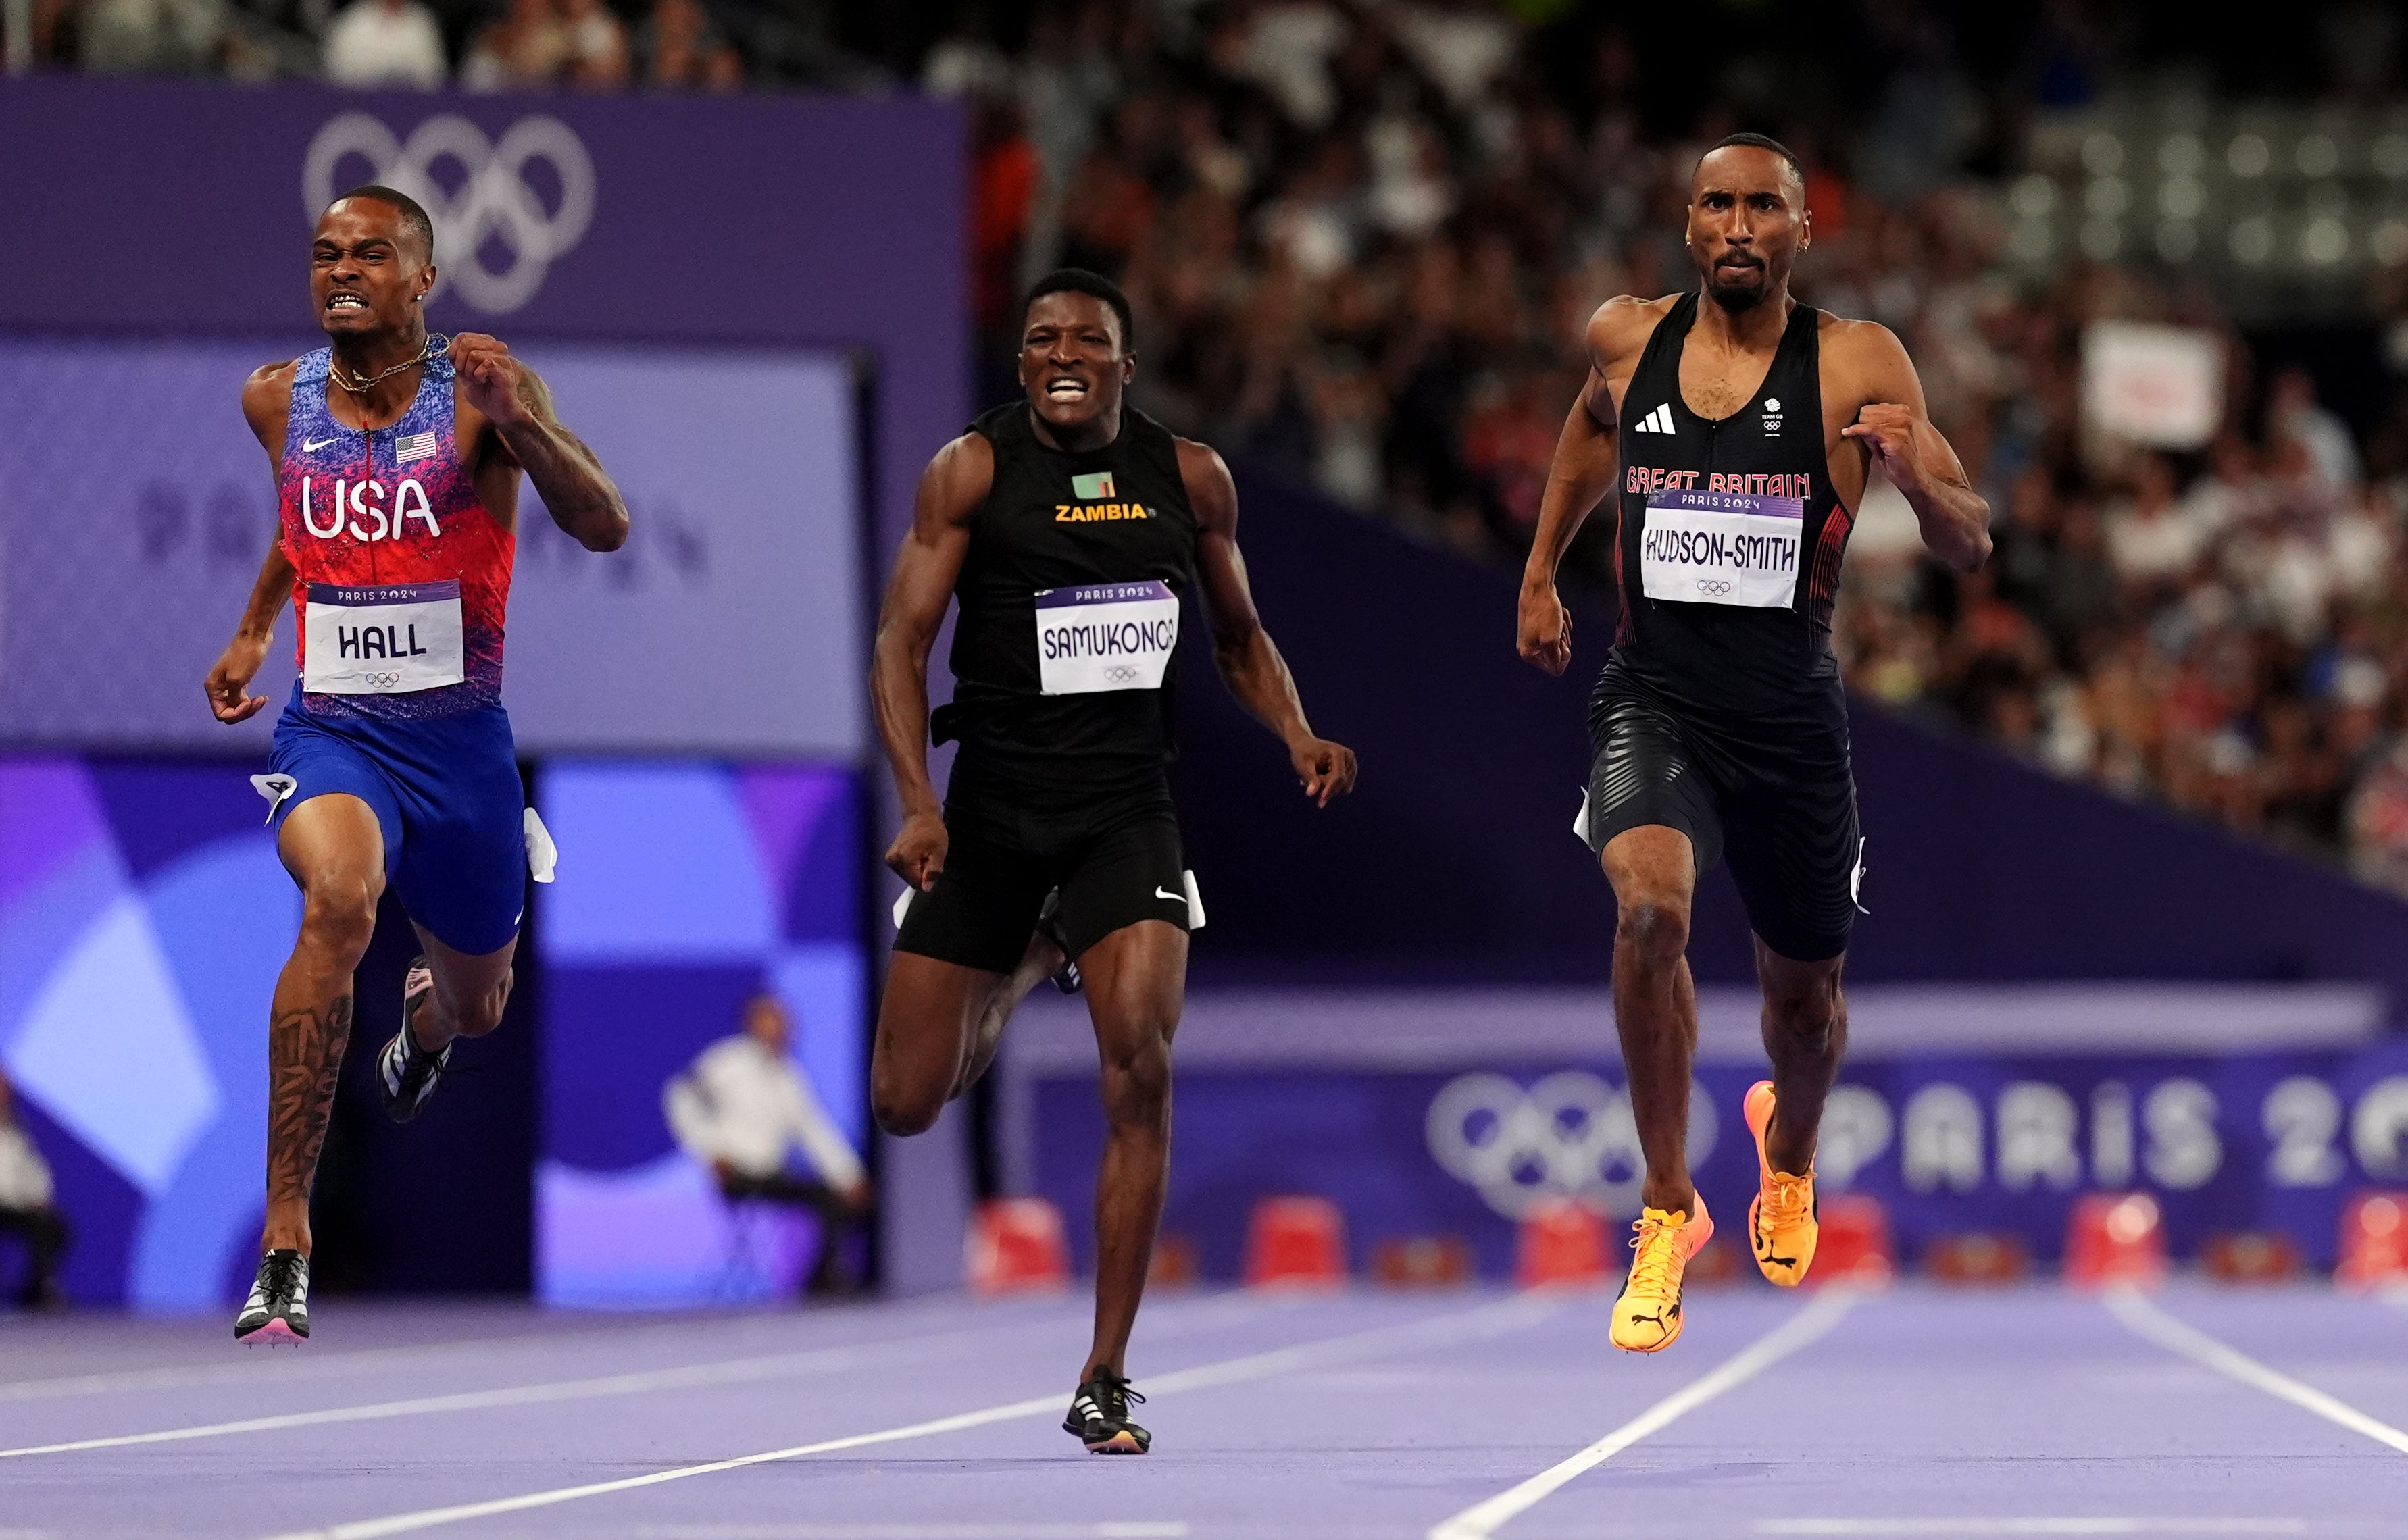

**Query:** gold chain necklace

left=329, top=333, right=448, bottom=395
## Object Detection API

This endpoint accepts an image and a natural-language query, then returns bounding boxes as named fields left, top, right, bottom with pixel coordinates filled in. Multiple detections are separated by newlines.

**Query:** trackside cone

left=1516, top=1200, right=1610, bottom=1288
left=966, top=1197, right=1070, bottom=1296
left=2064, top=1191, right=2166, bottom=1287
left=1243, top=1196, right=1347, bottom=1289
left=2338, top=1191, right=2408, bottom=1289
left=1805, top=1193, right=1894, bottom=1286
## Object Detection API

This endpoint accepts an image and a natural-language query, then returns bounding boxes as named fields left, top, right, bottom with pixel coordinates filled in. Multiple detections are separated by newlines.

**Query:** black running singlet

left=1610, top=293, right=1853, bottom=724
left=937, top=402, right=1200, bottom=795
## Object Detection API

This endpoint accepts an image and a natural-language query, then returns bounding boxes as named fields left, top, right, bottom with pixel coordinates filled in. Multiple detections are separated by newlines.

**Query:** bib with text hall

left=1034, top=580, right=1179, bottom=695
left=302, top=580, right=467, bottom=694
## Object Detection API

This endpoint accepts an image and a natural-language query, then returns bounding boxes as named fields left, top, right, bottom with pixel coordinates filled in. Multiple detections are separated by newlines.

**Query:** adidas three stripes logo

left=1629, top=403, right=1676, bottom=434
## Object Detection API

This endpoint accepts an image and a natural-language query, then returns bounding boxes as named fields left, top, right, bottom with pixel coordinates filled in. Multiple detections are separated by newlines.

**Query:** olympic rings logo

left=363, top=669, right=404, bottom=689
left=1105, top=665, right=1141, bottom=684
left=1425, top=1071, right=1718, bottom=1219
left=1695, top=579, right=1733, bottom=596
left=304, top=113, right=597, bottom=315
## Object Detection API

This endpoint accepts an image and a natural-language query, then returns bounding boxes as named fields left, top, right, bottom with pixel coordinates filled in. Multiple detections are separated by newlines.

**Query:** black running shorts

left=895, top=798, right=1194, bottom=974
left=1582, top=671, right=1863, bottom=962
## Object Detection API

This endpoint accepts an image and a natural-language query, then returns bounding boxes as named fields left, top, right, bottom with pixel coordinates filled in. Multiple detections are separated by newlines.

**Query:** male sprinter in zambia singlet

left=871, top=269, right=1357, bottom=1453
left=1517, top=135, right=1990, bottom=1353
left=203, top=186, right=628, bottom=1342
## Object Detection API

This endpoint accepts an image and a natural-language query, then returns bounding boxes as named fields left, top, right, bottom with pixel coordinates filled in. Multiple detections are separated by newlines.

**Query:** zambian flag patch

left=1071, top=471, right=1116, bottom=500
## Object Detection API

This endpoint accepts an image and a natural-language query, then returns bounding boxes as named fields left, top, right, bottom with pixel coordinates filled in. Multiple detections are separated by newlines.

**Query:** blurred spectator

left=0, top=1069, right=69, bottom=1312
left=555, top=0, right=626, bottom=88
left=460, top=0, right=563, bottom=90
left=663, top=994, right=869, bottom=1298
left=635, top=0, right=738, bottom=91
left=322, top=0, right=445, bottom=88
left=76, top=0, right=224, bottom=74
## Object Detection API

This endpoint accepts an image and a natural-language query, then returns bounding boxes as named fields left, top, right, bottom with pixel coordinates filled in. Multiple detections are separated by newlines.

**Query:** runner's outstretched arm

left=1520, top=297, right=1655, bottom=676
left=1836, top=323, right=1990, bottom=573
left=1180, top=438, right=1357, bottom=807
left=205, top=365, right=301, bottom=725
left=452, top=332, right=629, bottom=552
left=870, top=433, right=993, bottom=889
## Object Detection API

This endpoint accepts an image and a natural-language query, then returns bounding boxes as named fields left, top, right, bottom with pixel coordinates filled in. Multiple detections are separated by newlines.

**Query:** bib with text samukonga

left=1034, top=580, right=1179, bottom=695
left=303, top=581, right=467, bottom=694
left=1638, top=490, right=1803, bottom=609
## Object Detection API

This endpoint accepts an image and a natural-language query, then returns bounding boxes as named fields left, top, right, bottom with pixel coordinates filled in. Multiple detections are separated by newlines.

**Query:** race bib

left=302, top=580, right=466, bottom=694
left=1638, top=490, right=1803, bottom=609
left=1034, top=580, right=1179, bottom=696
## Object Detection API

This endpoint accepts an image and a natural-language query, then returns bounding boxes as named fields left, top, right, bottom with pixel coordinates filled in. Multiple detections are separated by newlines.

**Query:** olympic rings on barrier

left=1424, top=1070, right=1718, bottom=1220
left=305, top=113, right=597, bottom=315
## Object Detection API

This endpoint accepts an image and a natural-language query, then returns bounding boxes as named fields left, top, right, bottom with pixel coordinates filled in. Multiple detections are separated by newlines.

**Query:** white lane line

left=2104, top=1287, right=2408, bottom=1456
left=0, top=1289, right=1288, bottom=1456
left=1428, top=1287, right=1860, bottom=1540
left=1757, top=1522, right=2306, bottom=1535
left=0, top=1302, right=1034, bottom=1404
left=0, top=1328, right=999, bottom=1459
left=635, top=1528, right=1188, bottom=1539
left=259, top=1292, right=1565, bottom=1540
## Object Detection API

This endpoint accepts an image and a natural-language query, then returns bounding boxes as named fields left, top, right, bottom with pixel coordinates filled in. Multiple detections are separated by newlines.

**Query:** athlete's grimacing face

left=310, top=198, right=435, bottom=341
left=1686, top=147, right=1809, bottom=314
left=1019, top=292, right=1134, bottom=436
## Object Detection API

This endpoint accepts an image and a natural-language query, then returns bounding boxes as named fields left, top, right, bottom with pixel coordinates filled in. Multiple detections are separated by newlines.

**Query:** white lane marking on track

left=635, top=1528, right=1188, bottom=1539
left=1426, top=1287, right=1859, bottom=1540
left=2104, top=1287, right=2408, bottom=1456
left=255, top=1292, right=1565, bottom=1540
left=1757, top=1522, right=2307, bottom=1535
left=0, top=1290, right=1288, bottom=1451
left=0, top=1328, right=1005, bottom=1460
left=0, top=1304, right=1016, bottom=1404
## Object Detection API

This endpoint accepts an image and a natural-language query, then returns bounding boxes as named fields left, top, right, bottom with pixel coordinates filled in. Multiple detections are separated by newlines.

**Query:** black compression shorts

left=894, top=797, right=1195, bottom=974
left=1582, top=671, right=1863, bottom=962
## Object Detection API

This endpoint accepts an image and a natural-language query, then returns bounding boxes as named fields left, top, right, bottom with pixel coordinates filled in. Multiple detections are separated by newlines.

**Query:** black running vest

left=1610, top=293, right=1853, bottom=725
left=937, top=401, right=1200, bottom=793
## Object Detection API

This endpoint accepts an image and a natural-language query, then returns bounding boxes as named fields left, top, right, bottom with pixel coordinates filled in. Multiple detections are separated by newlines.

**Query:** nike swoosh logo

left=303, top=436, right=340, bottom=452
left=1153, top=886, right=1187, bottom=905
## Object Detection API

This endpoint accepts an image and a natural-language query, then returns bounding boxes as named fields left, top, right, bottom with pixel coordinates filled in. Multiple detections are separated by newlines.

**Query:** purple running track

left=0, top=1283, right=2401, bottom=1539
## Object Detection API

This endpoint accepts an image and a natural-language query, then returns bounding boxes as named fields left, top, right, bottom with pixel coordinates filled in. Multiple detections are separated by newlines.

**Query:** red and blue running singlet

left=276, top=343, right=513, bottom=719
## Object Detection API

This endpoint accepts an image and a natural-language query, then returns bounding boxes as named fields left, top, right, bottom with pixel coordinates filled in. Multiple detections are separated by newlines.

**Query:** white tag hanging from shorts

left=1571, top=790, right=1592, bottom=846
left=251, top=773, right=297, bottom=825
left=1181, top=869, right=1207, bottom=931
left=891, top=887, right=915, bottom=931
left=523, top=807, right=558, bottom=883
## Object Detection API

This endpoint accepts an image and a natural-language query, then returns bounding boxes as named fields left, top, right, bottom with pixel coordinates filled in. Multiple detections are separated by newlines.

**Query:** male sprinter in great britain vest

left=1517, top=135, right=1991, bottom=1354
left=203, top=186, right=628, bottom=1343
left=872, top=270, right=1356, bottom=1454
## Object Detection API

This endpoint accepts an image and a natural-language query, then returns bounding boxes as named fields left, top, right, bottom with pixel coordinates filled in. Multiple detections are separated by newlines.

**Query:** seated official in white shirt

left=0, top=1069, right=69, bottom=1312
left=664, top=994, right=872, bottom=1296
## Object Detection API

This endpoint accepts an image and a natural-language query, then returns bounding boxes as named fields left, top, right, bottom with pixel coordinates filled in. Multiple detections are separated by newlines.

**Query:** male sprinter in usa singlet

left=872, top=270, right=1356, bottom=1452
left=204, top=186, right=628, bottom=1342
left=1517, top=135, right=1990, bottom=1352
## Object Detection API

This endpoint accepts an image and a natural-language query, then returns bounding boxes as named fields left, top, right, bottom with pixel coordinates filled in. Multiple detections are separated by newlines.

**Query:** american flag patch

left=395, top=432, right=438, bottom=465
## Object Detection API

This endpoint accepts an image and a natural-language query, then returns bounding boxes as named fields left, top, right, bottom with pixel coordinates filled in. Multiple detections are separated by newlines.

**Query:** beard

left=1704, top=259, right=1773, bottom=313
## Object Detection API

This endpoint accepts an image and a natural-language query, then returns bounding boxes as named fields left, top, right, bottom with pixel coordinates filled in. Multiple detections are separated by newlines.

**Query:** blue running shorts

left=265, top=687, right=529, bottom=956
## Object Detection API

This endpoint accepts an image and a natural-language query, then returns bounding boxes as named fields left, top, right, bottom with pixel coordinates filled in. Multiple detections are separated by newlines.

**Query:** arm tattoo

left=266, top=996, right=353, bottom=1211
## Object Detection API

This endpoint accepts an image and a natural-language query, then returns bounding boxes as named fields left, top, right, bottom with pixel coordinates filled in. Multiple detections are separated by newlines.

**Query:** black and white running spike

left=1063, top=1368, right=1150, bottom=1454
left=234, top=1250, right=310, bottom=1344
left=1036, top=890, right=1082, bottom=995
left=378, top=956, right=451, bottom=1123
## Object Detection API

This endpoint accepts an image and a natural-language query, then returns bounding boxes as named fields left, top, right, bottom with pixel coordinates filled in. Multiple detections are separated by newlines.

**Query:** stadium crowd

left=17, top=0, right=2408, bottom=890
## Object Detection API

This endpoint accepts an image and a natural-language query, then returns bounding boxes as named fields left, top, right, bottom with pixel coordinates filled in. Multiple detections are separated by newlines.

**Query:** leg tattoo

left=267, top=996, right=353, bottom=1213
